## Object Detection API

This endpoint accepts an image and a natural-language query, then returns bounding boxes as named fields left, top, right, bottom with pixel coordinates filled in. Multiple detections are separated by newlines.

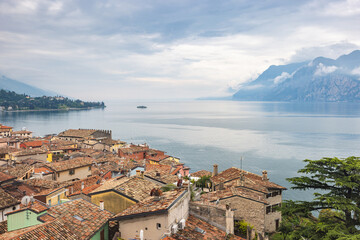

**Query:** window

left=57, top=195, right=60, bottom=204
left=48, top=199, right=51, bottom=207
left=266, top=206, right=271, bottom=214
left=57, top=173, right=60, bottom=177
left=88, top=166, right=91, bottom=171
left=12, top=206, right=16, bottom=211
left=157, top=223, right=161, bottom=229
left=69, top=169, right=75, bottom=175
left=271, top=191, right=279, bottom=197
left=266, top=193, right=271, bottom=198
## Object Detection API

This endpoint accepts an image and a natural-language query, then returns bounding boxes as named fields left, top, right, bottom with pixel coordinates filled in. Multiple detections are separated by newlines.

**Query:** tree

left=274, top=157, right=360, bottom=239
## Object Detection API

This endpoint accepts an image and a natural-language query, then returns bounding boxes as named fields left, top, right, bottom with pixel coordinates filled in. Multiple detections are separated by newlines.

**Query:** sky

left=0, top=0, right=360, bottom=101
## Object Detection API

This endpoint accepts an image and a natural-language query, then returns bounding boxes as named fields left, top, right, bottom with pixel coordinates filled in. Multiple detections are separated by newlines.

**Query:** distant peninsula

left=0, top=89, right=105, bottom=111
left=233, top=50, right=360, bottom=102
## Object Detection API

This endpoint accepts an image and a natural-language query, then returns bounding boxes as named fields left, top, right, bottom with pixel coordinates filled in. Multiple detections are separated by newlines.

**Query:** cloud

left=323, top=0, right=360, bottom=17
left=274, top=72, right=292, bottom=84
left=351, top=66, right=360, bottom=75
left=314, top=63, right=338, bottom=76
left=0, top=0, right=359, bottom=100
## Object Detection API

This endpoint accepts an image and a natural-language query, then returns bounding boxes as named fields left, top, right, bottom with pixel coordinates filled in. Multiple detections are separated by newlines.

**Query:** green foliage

left=161, top=184, right=177, bottom=192
left=195, top=175, right=211, bottom=190
left=0, top=89, right=105, bottom=111
left=235, top=220, right=254, bottom=238
left=273, top=156, right=360, bottom=240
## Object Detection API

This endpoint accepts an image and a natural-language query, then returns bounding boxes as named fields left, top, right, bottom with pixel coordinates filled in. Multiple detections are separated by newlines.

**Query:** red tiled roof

left=0, top=220, right=7, bottom=234
left=47, top=157, right=93, bottom=172
left=47, top=199, right=113, bottom=239
left=91, top=176, right=161, bottom=202
left=22, top=140, right=49, bottom=148
left=34, top=166, right=53, bottom=174
left=0, top=188, right=19, bottom=209
left=201, top=186, right=269, bottom=204
left=191, top=170, right=212, bottom=178
left=211, top=167, right=286, bottom=192
left=0, top=125, right=12, bottom=129
left=0, top=171, right=16, bottom=182
left=113, top=188, right=187, bottom=219
left=0, top=219, right=78, bottom=240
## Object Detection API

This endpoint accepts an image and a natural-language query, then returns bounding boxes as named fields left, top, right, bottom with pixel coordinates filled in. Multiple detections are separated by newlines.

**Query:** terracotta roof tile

left=0, top=188, right=19, bottom=209
left=211, top=167, right=286, bottom=192
left=113, top=189, right=187, bottom=219
left=58, top=129, right=97, bottom=138
left=91, top=176, right=161, bottom=202
left=47, top=199, right=113, bottom=239
left=47, top=157, right=92, bottom=172
left=0, top=220, right=7, bottom=234
left=0, top=171, right=16, bottom=182
left=191, top=170, right=212, bottom=178
left=200, top=186, right=269, bottom=204
left=0, top=219, right=78, bottom=240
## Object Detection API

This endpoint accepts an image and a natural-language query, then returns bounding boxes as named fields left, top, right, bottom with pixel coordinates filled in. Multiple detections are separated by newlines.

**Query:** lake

left=2, top=100, right=360, bottom=201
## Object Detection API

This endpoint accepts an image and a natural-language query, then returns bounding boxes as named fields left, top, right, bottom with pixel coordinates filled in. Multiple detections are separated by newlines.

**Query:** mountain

left=0, top=75, right=57, bottom=97
left=233, top=50, right=360, bottom=102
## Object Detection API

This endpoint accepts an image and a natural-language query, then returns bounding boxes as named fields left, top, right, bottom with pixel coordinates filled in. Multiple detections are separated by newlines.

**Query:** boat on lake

left=137, top=105, right=147, bottom=109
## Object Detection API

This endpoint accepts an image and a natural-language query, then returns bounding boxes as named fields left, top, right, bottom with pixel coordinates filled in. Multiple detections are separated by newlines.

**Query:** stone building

left=57, top=129, right=112, bottom=143
left=203, top=165, right=286, bottom=237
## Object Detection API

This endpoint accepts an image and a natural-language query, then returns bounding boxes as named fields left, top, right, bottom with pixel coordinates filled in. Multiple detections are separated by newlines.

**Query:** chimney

left=212, top=164, right=218, bottom=177
left=136, top=170, right=141, bottom=177
left=99, top=200, right=104, bottom=210
left=262, top=170, right=268, bottom=181
left=81, top=182, right=84, bottom=190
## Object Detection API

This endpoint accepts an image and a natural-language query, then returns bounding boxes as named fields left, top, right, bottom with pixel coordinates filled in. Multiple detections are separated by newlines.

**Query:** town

left=0, top=123, right=286, bottom=240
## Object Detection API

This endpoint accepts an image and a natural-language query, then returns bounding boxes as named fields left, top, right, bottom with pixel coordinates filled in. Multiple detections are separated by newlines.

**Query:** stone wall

left=189, top=202, right=234, bottom=234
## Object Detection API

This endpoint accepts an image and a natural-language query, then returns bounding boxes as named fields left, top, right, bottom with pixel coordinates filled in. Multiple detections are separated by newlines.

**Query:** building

left=0, top=188, right=20, bottom=222
left=33, top=187, right=68, bottom=206
left=57, top=129, right=112, bottom=142
left=0, top=124, right=12, bottom=138
left=111, top=188, right=190, bottom=240
left=20, top=140, right=49, bottom=149
left=11, top=130, right=32, bottom=139
left=46, top=157, right=93, bottom=182
left=205, top=165, right=286, bottom=236
left=4, top=198, right=113, bottom=240
left=89, top=176, right=162, bottom=214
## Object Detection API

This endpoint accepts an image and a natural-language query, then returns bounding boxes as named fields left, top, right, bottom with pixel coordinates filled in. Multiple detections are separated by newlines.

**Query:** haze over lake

left=2, top=100, right=360, bottom=200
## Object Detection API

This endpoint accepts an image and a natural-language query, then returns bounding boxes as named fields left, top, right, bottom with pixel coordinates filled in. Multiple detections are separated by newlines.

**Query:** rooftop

left=211, top=167, right=286, bottom=192
left=0, top=188, right=19, bottom=209
left=47, top=157, right=93, bottom=172
left=46, top=199, right=113, bottom=239
left=0, top=171, right=16, bottom=183
left=113, top=188, right=187, bottom=220
left=201, top=186, right=268, bottom=204
left=191, top=170, right=212, bottom=178
left=58, top=129, right=97, bottom=138
left=91, top=176, right=161, bottom=202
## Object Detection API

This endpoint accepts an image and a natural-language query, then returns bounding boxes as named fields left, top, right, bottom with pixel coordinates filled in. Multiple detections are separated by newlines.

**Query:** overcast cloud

left=0, top=0, right=359, bottom=100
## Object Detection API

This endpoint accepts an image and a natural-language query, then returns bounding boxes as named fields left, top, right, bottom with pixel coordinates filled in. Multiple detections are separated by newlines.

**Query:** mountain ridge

left=0, top=75, right=57, bottom=97
left=233, top=50, right=360, bottom=102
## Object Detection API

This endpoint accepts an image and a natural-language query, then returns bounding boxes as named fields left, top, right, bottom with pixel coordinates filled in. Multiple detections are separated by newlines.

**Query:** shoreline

left=1, top=106, right=105, bottom=113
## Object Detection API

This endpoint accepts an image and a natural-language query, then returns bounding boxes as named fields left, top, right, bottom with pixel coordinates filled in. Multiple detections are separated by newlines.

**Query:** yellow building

left=89, top=176, right=161, bottom=214
left=34, top=187, right=68, bottom=206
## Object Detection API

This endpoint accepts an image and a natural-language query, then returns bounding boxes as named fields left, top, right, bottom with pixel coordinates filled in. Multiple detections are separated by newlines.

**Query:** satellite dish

left=22, top=127, right=26, bottom=131
left=21, top=196, right=31, bottom=206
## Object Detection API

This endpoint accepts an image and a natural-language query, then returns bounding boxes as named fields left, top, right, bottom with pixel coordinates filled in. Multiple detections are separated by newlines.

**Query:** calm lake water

left=1, top=100, right=360, bottom=200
